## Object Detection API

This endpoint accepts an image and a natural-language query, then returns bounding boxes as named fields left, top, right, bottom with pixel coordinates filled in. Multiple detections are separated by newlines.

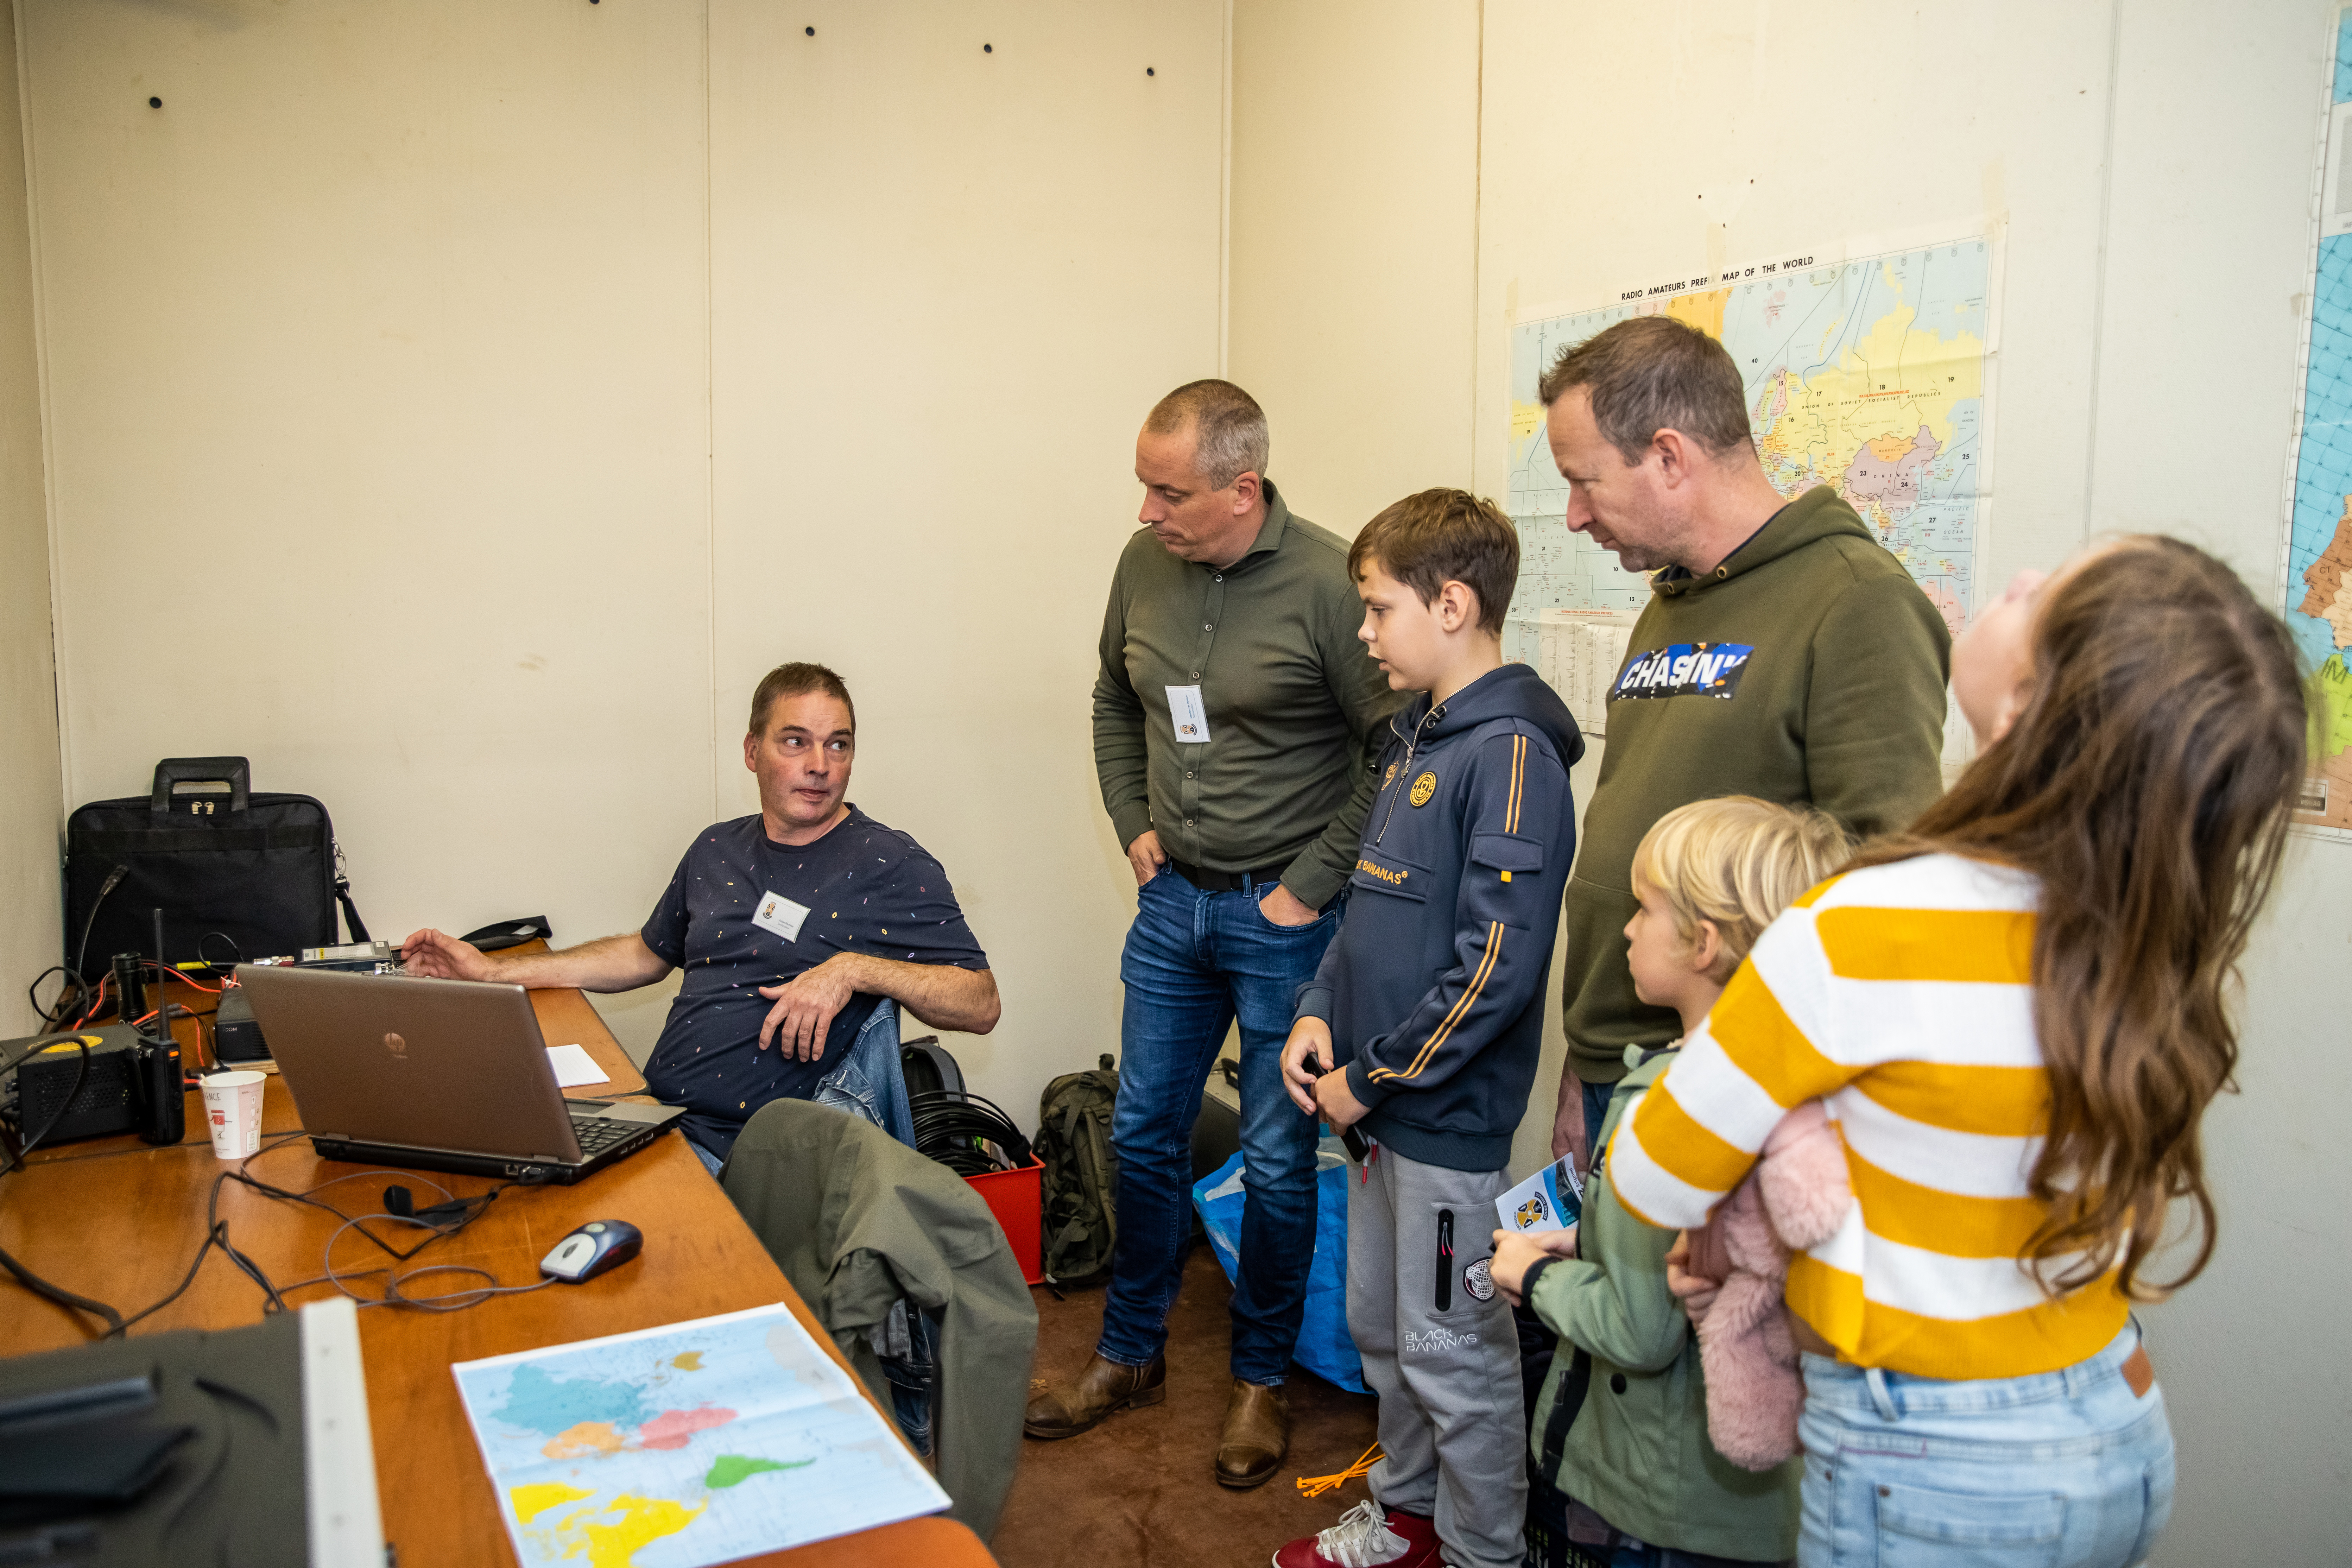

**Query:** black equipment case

left=63, top=757, right=367, bottom=974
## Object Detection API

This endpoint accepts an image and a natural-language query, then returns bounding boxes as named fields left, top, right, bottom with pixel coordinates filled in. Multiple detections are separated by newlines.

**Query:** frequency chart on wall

left=1504, top=235, right=1998, bottom=676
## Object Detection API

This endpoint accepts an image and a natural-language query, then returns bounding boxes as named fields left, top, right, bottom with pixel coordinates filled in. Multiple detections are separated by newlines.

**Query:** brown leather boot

left=1022, top=1353, right=1167, bottom=1440
left=1212, top=1378, right=1290, bottom=1488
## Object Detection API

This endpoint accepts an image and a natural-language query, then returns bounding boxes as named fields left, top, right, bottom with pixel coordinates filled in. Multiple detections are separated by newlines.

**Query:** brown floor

left=992, top=1246, right=1381, bottom=1567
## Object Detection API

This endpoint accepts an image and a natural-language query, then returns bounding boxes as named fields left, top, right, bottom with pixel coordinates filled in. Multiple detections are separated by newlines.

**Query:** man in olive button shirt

left=1024, top=380, right=1399, bottom=1487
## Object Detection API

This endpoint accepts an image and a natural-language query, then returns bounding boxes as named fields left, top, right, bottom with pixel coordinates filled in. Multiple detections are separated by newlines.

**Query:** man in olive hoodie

left=1538, top=317, right=1950, bottom=1164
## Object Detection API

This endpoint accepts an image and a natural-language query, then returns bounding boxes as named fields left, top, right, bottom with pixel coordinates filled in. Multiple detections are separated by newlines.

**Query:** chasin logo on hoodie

left=1609, top=641, right=1755, bottom=702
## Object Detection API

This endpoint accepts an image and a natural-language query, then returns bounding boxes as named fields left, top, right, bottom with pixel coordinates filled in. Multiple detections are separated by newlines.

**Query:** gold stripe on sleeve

left=1843, top=1148, right=2047, bottom=1257
left=1852, top=1060, right=2050, bottom=1139
left=1626, top=1079, right=1757, bottom=1197
left=1788, top=874, right=1847, bottom=911
left=1788, top=1253, right=2129, bottom=1380
left=1505, top=734, right=1525, bottom=833
left=1706, top=963, right=1853, bottom=1104
left=1382, top=921, right=1503, bottom=1081
left=1815, top=907, right=2036, bottom=984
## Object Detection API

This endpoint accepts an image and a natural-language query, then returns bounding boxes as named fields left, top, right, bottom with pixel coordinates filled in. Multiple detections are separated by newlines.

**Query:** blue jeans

left=1797, top=1324, right=2173, bottom=1568
left=1582, top=1076, right=1613, bottom=1155
left=1096, top=867, right=1340, bottom=1384
left=813, top=999, right=916, bottom=1150
left=683, top=1000, right=915, bottom=1176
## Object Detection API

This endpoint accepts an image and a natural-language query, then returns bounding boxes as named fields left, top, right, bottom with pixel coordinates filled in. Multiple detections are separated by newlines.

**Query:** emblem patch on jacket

left=1383, top=761, right=1399, bottom=789
left=1462, top=1257, right=1495, bottom=1303
left=1610, top=641, right=1754, bottom=701
left=1409, top=771, right=1438, bottom=807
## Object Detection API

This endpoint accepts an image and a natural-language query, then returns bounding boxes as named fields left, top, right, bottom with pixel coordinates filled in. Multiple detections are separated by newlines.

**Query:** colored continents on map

left=2284, top=196, right=2352, bottom=831
left=707, top=1454, right=811, bottom=1488
left=489, top=1361, right=802, bottom=1567
left=1506, top=239, right=1989, bottom=657
left=2296, top=502, right=2352, bottom=823
left=2298, top=499, right=2352, bottom=646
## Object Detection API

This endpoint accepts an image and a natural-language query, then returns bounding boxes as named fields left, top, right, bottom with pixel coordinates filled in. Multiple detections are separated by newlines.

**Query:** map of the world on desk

left=454, top=1302, right=948, bottom=1567
left=1505, top=236, right=1994, bottom=671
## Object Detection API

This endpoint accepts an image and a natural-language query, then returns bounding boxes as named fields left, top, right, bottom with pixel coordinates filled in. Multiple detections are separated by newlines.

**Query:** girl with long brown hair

left=1605, top=536, right=2308, bottom=1568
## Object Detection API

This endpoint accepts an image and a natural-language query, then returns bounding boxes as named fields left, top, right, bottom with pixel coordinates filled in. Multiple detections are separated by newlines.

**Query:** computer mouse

left=540, top=1219, right=644, bottom=1283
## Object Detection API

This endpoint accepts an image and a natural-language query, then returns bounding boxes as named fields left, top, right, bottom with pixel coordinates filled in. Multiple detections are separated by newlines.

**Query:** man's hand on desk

left=401, top=928, right=497, bottom=981
left=400, top=929, right=673, bottom=993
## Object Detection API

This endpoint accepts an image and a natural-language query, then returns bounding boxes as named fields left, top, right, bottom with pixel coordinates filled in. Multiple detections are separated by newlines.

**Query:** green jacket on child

left=1524, top=1050, right=1798, bottom=1562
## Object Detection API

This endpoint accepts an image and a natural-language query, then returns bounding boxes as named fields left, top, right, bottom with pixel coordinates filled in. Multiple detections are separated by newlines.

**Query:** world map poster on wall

left=2281, top=7, right=2352, bottom=838
left=1504, top=236, right=1995, bottom=670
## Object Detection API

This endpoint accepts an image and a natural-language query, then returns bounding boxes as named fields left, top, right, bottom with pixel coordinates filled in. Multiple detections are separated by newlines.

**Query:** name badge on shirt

left=751, top=890, right=811, bottom=943
left=1165, top=684, right=1213, bottom=744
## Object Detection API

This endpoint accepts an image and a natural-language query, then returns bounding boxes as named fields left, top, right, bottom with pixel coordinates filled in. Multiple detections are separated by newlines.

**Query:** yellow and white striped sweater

left=1608, top=852, right=2127, bottom=1381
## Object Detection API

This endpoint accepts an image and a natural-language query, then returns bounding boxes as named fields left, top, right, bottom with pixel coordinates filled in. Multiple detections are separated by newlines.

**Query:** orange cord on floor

left=1295, top=1442, right=1383, bottom=1498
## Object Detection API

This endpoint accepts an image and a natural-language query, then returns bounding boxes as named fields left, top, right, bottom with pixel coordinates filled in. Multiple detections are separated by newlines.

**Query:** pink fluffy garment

left=1683, top=1100, right=1852, bottom=1471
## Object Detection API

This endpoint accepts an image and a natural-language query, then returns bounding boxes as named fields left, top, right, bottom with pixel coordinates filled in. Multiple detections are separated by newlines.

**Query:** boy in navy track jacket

left=1276, top=490, right=1583, bottom=1568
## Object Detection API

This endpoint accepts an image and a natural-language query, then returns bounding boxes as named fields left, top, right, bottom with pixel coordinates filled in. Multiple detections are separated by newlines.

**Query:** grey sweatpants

left=1347, top=1143, right=1528, bottom=1568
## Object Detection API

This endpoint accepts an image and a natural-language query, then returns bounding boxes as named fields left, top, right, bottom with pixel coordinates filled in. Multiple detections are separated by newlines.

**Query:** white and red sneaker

left=1271, top=1500, right=1442, bottom=1568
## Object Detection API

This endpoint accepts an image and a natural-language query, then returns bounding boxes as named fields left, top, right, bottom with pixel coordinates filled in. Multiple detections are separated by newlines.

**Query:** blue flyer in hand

left=1494, top=1155, right=1583, bottom=1236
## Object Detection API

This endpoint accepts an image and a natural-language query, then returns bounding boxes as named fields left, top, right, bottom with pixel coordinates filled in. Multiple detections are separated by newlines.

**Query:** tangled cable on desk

left=0, top=1130, right=560, bottom=1338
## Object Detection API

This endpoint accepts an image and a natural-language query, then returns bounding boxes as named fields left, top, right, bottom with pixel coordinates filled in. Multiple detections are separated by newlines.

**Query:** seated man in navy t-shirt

left=401, top=662, right=1000, bottom=1168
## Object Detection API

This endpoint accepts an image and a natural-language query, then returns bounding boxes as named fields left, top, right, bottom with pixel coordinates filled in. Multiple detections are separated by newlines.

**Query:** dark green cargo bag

left=1036, top=1054, right=1120, bottom=1287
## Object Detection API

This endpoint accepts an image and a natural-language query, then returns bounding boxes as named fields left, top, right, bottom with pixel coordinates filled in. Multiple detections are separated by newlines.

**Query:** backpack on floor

left=1037, top=1054, right=1120, bottom=1287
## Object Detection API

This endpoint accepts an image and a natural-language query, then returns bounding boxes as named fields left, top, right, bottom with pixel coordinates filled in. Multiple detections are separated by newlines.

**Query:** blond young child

left=1490, top=796, right=1849, bottom=1568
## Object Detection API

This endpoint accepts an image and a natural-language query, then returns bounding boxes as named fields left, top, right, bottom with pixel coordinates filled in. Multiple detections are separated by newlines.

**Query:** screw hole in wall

left=805, top=25, right=815, bottom=36
left=148, top=96, right=161, bottom=108
left=983, top=43, right=992, bottom=53
left=1146, top=67, right=1155, bottom=76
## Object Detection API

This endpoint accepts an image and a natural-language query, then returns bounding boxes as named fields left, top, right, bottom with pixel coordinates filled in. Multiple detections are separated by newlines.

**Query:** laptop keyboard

left=569, top=1115, right=639, bottom=1159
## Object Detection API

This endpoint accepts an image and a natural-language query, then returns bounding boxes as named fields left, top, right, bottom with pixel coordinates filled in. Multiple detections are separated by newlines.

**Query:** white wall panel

left=1228, top=0, right=1482, bottom=534
left=0, top=0, right=59, bottom=1037
left=22, top=0, right=715, bottom=1026
left=706, top=0, right=1226, bottom=1124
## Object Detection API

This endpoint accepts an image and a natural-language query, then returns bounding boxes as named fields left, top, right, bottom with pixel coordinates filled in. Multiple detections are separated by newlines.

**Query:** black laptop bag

left=63, top=757, right=368, bottom=974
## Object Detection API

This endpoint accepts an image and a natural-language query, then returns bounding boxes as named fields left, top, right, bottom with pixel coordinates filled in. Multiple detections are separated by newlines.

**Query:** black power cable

left=909, top=1088, right=1032, bottom=1177
left=25, top=966, right=88, bottom=1030
left=0, top=1033, right=92, bottom=1181
left=69, top=864, right=129, bottom=993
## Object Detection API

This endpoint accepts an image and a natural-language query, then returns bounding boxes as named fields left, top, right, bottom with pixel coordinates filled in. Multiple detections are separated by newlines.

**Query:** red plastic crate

left=965, top=1155, right=1044, bottom=1285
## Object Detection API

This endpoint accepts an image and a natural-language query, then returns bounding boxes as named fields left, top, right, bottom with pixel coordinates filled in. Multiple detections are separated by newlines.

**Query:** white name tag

left=1165, top=684, right=1213, bottom=744
left=751, top=890, right=810, bottom=942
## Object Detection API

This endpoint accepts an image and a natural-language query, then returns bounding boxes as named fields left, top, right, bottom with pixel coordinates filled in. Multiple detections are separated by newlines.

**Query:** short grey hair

left=1537, top=316, right=1753, bottom=463
left=1144, top=379, right=1269, bottom=490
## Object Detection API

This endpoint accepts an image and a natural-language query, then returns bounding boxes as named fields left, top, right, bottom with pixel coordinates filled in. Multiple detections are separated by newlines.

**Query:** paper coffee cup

left=202, top=1070, right=266, bottom=1160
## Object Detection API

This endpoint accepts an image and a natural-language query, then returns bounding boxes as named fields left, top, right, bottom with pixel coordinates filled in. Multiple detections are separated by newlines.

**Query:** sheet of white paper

left=545, top=1043, right=609, bottom=1088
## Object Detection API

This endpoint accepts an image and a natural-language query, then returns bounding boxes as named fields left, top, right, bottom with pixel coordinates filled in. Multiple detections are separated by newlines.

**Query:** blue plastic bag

left=1190, top=1139, right=1365, bottom=1394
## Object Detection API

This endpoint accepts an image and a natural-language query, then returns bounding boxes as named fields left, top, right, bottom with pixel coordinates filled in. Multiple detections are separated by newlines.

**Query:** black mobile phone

left=1301, top=1057, right=1371, bottom=1162
left=1435, top=1208, right=1455, bottom=1311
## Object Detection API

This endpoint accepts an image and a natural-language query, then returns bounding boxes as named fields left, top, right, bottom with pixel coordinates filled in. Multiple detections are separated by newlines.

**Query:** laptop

left=235, top=965, right=685, bottom=1184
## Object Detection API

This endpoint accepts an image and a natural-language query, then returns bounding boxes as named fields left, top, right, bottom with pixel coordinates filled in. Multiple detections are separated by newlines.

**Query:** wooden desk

left=0, top=986, right=991, bottom=1567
